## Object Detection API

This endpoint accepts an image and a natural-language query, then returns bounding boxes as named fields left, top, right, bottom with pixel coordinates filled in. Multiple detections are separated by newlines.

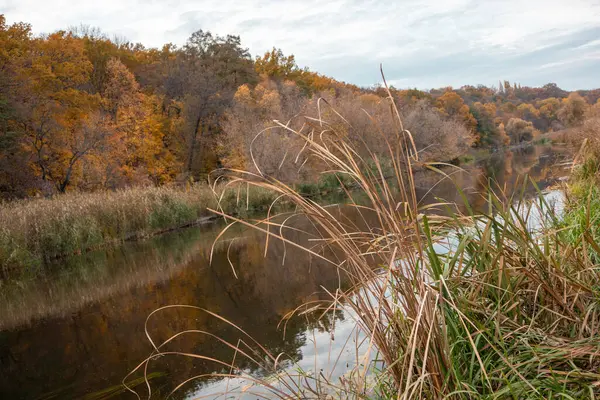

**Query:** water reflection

left=0, top=145, right=572, bottom=399
left=414, top=145, right=571, bottom=214
left=0, top=215, right=350, bottom=399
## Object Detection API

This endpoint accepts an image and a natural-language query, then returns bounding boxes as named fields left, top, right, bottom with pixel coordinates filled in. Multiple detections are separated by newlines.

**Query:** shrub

left=505, top=117, right=537, bottom=143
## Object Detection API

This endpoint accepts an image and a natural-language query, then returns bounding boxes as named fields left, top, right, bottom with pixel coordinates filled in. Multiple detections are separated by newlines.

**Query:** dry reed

left=0, top=183, right=277, bottom=272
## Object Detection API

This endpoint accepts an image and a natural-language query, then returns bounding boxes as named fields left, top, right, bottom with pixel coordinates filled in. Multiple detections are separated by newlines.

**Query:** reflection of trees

left=0, top=221, right=346, bottom=400
left=413, top=145, right=572, bottom=215
left=0, top=225, right=213, bottom=330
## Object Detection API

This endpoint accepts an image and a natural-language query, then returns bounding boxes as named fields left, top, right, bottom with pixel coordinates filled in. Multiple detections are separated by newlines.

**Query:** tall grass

left=130, top=78, right=600, bottom=399
left=0, top=183, right=278, bottom=272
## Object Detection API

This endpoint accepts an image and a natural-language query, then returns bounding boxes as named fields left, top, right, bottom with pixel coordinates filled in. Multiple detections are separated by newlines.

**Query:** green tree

left=471, top=102, right=508, bottom=146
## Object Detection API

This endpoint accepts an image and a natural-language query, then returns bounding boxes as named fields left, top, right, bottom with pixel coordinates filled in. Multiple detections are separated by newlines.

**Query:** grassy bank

left=0, top=184, right=278, bottom=272
left=0, top=170, right=376, bottom=273
left=129, top=93, right=600, bottom=398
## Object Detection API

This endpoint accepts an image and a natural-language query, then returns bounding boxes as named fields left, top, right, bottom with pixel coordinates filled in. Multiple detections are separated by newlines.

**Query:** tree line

left=1, top=15, right=598, bottom=199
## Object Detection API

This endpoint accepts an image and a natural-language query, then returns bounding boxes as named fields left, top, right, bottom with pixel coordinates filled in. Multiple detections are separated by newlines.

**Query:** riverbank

left=0, top=184, right=279, bottom=272
left=0, top=144, right=593, bottom=398
left=0, top=162, right=414, bottom=273
left=142, top=116, right=600, bottom=399
left=0, top=143, right=570, bottom=275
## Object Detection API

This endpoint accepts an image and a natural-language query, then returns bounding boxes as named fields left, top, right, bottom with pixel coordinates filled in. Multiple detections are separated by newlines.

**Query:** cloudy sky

left=3, top=0, right=600, bottom=90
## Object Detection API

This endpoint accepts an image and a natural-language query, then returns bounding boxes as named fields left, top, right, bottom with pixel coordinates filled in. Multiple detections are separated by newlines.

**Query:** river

left=0, top=145, right=572, bottom=399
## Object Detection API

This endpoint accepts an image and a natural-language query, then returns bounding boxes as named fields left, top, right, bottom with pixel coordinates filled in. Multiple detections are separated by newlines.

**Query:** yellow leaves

left=220, top=143, right=247, bottom=171
left=255, top=85, right=281, bottom=114
left=234, top=84, right=252, bottom=103
left=359, top=93, right=381, bottom=106
left=497, top=122, right=510, bottom=146
left=437, top=91, right=465, bottom=116
left=233, top=79, right=281, bottom=114
left=112, top=93, right=180, bottom=185
left=397, top=89, right=431, bottom=107
left=559, top=93, right=589, bottom=127
left=300, top=72, right=335, bottom=93
left=537, top=97, right=561, bottom=120
left=254, top=48, right=340, bottom=96
left=29, top=31, right=92, bottom=91
left=436, top=91, right=477, bottom=131
left=255, top=47, right=298, bottom=79
left=506, top=118, right=536, bottom=143
left=501, top=102, right=517, bottom=114
left=482, top=102, right=497, bottom=117
left=0, top=16, right=32, bottom=72
left=516, top=103, right=540, bottom=119
left=104, top=58, right=141, bottom=111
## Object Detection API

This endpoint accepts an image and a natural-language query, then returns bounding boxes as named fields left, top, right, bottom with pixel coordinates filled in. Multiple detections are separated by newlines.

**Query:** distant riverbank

left=0, top=184, right=279, bottom=272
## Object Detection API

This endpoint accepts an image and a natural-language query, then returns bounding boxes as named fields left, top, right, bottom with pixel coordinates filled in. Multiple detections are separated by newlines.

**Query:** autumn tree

left=505, top=118, right=536, bottom=144
left=0, top=16, right=32, bottom=93
left=589, top=99, right=600, bottom=119
left=496, top=122, right=510, bottom=146
left=54, top=109, right=113, bottom=192
left=397, top=89, right=432, bottom=107
left=471, top=102, right=508, bottom=146
left=436, top=91, right=477, bottom=132
left=95, top=58, right=179, bottom=187
left=516, top=103, right=539, bottom=121
left=103, top=57, right=140, bottom=116
left=164, top=30, right=257, bottom=178
left=542, top=83, right=568, bottom=99
left=0, top=15, right=38, bottom=196
left=503, top=80, right=513, bottom=97
left=222, top=78, right=307, bottom=181
left=404, top=101, right=474, bottom=163
left=12, top=31, right=112, bottom=192
left=316, top=92, right=400, bottom=156
left=536, top=97, right=561, bottom=130
left=2, top=14, right=600, bottom=199
left=255, top=47, right=300, bottom=79
left=254, top=48, right=339, bottom=96
left=68, top=25, right=122, bottom=94
left=558, top=93, right=588, bottom=127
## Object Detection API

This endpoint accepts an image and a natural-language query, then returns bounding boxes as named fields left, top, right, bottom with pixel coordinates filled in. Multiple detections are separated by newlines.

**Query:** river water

left=0, top=145, right=572, bottom=399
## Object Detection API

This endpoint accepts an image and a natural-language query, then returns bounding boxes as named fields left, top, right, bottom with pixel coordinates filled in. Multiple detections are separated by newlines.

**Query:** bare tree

left=222, top=79, right=308, bottom=182
left=403, top=101, right=474, bottom=163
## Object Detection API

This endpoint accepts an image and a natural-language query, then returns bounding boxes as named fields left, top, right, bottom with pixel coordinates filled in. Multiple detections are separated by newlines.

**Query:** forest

left=1, top=14, right=599, bottom=199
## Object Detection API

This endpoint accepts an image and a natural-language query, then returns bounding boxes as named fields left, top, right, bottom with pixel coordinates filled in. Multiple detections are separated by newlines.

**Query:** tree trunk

left=186, top=114, right=202, bottom=175
left=58, top=168, right=72, bottom=193
left=58, top=157, right=78, bottom=193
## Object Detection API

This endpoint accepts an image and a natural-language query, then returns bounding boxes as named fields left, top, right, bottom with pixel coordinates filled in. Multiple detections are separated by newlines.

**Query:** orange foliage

left=436, top=91, right=477, bottom=132
left=0, top=13, right=598, bottom=199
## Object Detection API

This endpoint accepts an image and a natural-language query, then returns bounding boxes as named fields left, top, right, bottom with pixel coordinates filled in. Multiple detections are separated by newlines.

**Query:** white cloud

left=3, top=0, right=600, bottom=89
left=538, top=51, right=600, bottom=70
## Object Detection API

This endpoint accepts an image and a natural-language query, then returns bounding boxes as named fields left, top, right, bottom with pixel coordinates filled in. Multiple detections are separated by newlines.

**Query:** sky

left=2, top=0, right=600, bottom=90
